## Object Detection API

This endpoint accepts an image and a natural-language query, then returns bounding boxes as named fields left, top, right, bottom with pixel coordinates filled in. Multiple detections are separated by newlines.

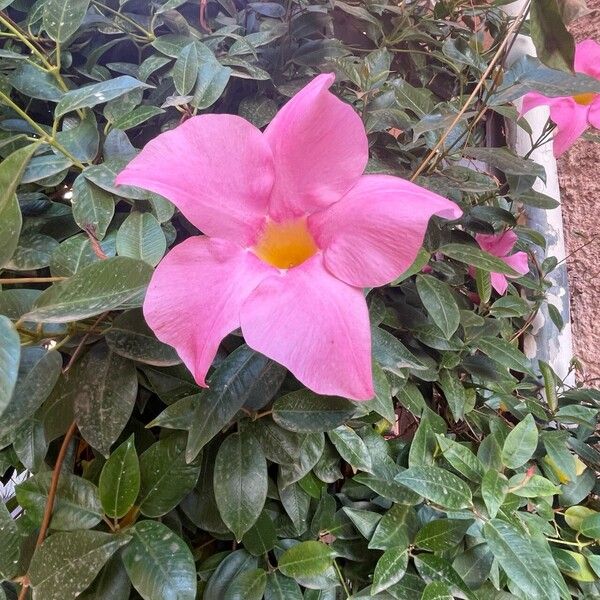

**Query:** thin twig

left=0, top=276, right=67, bottom=285
left=17, top=422, right=78, bottom=600
left=410, top=0, right=531, bottom=182
left=62, top=312, right=110, bottom=373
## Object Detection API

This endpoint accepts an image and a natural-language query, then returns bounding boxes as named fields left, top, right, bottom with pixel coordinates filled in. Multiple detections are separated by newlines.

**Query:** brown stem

left=409, top=0, right=531, bottom=182
left=17, top=422, right=78, bottom=600
left=0, top=276, right=67, bottom=285
left=62, top=312, right=109, bottom=373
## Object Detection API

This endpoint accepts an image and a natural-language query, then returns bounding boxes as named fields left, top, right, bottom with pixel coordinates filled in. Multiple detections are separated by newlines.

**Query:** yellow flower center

left=253, top=217, right=318, bottom=269
left=573, top=92, right=597, bottom=105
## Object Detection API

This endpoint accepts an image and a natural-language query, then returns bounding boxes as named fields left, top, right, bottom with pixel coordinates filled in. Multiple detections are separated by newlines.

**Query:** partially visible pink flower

left=116, top=74, right=461, bottom=400
left=475, top=230, right=529, bottom=295
left=522, top=39, right=600, bottom=157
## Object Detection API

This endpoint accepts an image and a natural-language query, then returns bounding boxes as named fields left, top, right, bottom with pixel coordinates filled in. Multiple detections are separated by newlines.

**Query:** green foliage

left=0, top=0, right=599, bottom=599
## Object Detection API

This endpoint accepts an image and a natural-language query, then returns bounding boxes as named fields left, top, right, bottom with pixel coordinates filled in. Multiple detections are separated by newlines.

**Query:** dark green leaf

left=0, top=315, right=21, bottom=419
left=0, top=500, right=20, bottom=579
left=28, top=531, right=129, bottom=600
left=43, top=0, right=90, bottom=42
left=395, top=466, right=472, bottom=509
left=278, top=541, right=334, bottom=579
left=501, top=413, right=538, bottom=469
left=16, top=472, right=102, bottom=530
left=23, top=257, right=153, bottom=322
left=173, top=43, right=199, bottom=95
left=98, top=435, right=140, bottom=519
left=116, top=211, right=166, bottom=267
left=138, top=433, right=200, bottom=517
left=440, top=243, right=519, bottom=275
left=272, top=390, right=356, bottom=433
left=416, top=274, right=460, bottom=339
left=122, top=520, right=196, bottom=600
left=214, top=430, right=268, bottom=540
left=224, top=568, right=267, bottom=600
left=328, top=426, right=373, bottom=473
left=372, top=547, right=409, bottom=594
left=415, top=519, right=472, bottom=552
left=530, top=0, right=575, bottom=71
left=71, top=176, right=114, bottom=240
left=73, top=343, right=138, bottom=457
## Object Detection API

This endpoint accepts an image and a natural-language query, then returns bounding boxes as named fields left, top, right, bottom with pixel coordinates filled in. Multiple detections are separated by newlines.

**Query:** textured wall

left=558, top=0, right=600, bottom=386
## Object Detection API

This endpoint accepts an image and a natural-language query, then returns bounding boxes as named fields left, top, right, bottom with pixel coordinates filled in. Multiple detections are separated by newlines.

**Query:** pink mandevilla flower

left=116, top=74, right=461, bottom=401
left=475, top=230, right=529, bottom=295
left=522, top=39, right=600, bottom=157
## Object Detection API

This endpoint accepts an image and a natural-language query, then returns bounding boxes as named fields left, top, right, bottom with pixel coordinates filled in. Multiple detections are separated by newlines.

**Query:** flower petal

left=521, top=92, right=558, bottom=116
left=143, top=237, right=273, bottom=386
left=116, top=115, right=274, bottom=245
left=491, top=273, right=509, bottom=295
left=503, top=251, right=529, bottom=277
left=588, top=97, right=600, bottom=129
left=549, top=98, right=589, bottom=157
left=264, top=74, right=368, bottom=220
left=240, top=255, right=374, bottom=400
left=309, top=175, right=462, bottom=288
left=475, top=230, right=518, bottom=257
left=574, top=39, right=600, bottom=80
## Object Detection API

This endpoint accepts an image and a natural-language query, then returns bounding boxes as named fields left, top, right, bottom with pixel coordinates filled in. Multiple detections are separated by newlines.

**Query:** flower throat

left=253, top=218, right=318, bottom=269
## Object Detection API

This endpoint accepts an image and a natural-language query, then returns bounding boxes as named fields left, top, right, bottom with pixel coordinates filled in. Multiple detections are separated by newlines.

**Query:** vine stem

left=17, top=422, right=78, bottom=600
left=333, top=560, right=351, bottom=599
left=0, top=90, right=86, bottom=170
left=409, top=0, right=531, bottom=182
left=0, top=276, right=67, bottom=284
left=90, top=1, right=155, bottom=40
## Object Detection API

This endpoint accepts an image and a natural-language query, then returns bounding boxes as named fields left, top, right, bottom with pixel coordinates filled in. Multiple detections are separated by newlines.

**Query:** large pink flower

left=522, top=39, right=600, bottom=157
left=116, top=74, right=461, bottom=400
left=475, top=230, right=529, bottom=295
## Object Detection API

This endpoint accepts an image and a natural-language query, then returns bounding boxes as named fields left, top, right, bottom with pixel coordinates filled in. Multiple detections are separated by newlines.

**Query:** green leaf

left=272, top=390, right=356, bottom=433
left=214, top=430, right=268, bottom=540
left=78, top=554, right=131, bottom=600
left=116, top=211, right=166, bottom=267
left=437, top=369, right=469, bottom=421
left=484, top=519, right=568, bottom=600
left=476, top=336, right=533, bottom=373
left=43, top=0, right=90, bottom=42
left=530, top=0, right=575, bottom=71
left=414, top=554, right=477, bottom=600
left=191, top=43, right=232, bottom=109
left=203, top=550, right=258, bottom=598
left=462, top=147, right=546, bottom=181
left=28, top=531, right=129, bottom=600
left=56, top=76, right=150, bottom=118
left=0, top=347, right=62, bottom=437
left=173, top=43, right=199, bottom=95
left=415, top=519, right=472, bottom=552
left=421, top=581, right=453, bottom=600
left=16, top=472, right=102, bottom=530
left=416, top=274, right=460, bottom=339
left=23, top=257, right=153, bottom=323
left=264, top=572, right=303, bottom=600
left=71, top=175, right=114, bottom=241
left=224, top=568, right=267, bottom=600
left=395, top=466, right=473, bottom=509
left=328, top=425, right=373, bottom=473
left=122, top=520, right=196, bottom=600
left=501, top=413, right=538, bottom=469
left=187, top=345, right=277, bottom=460
left=579, top=513, right=600, bottom=540
left=72, top=343, right=138, bottom=457
left=440, top=243, right=520, bottom=275
left=10, top=62, right=63, bottom=101
left=112, top=106, right=164, bottom=131
left=99, top=435, right=140, bottom=519
left=105, top=308, right=180, bottom=366
left=372, top=547, right=409, bottom=594
left=278, top=541, right=334, bottom=580
left=6, top=233, right=59, bottom=270
left=0, top=315, right=20, bottom=419
left=371, top=326, right=426, bottom=374
left=50, top=234, right=103, bottom=277
left=481, top=470, right=508, bottom=518
left=508, top=473, right=560, bottom=497
left=369, top=504, right=416, bottom=550
left=241, top=511, right=277, bottom=557
left=343, top=507, right=381, bottom=540
left=436, top=435, right=484, bottom=482
left=0, top=144, right=37, bottom=268
left=138, top=433, right=201, bottom=517
left=278, top=480, right=311, bottom=535
left=0, top=500, right=20, bottom=579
